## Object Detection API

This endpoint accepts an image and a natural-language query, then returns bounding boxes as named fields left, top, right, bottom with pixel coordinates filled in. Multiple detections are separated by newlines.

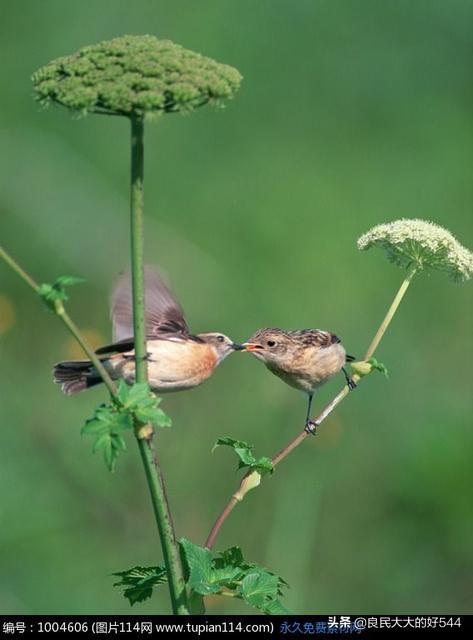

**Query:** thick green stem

left=205, top=266, right=418, bottom=550
left=129, top=116, right=189, bottom=615
left=130, top=116, right=148, bottom=383
left=0, top=245, right=116, bottom=396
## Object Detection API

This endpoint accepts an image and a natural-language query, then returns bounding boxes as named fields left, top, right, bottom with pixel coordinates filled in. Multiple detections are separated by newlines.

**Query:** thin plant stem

left=56, top=308, right=117, bottom=397
left=128, top=116, right=189, bottom=615
left=0, top=245, right=116, bottom=396
left=0, top=245, right=38, bottom=291
left=205, top=496, right=239, bottom=550
left=364, top=265, right=417, bottom=360
left=205, top=266, right=418, bottom=549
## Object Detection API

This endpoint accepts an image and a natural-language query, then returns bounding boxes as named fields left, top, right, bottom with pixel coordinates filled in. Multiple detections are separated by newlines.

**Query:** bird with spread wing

left=54, top=267, right=242, bottom=395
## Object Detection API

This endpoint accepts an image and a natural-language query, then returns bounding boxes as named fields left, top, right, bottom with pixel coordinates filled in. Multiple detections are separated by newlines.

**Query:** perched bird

left=242, top=328, right=356, bottom=433
left=54, top=267, right=243, bottom=395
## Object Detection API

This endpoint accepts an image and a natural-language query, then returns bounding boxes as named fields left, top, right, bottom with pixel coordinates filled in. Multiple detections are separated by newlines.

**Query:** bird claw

left=305, top=420, right=318, bottom=436
left=342, top=366, right=357, bottom=391
left=347, top=377, right=357, bottom=391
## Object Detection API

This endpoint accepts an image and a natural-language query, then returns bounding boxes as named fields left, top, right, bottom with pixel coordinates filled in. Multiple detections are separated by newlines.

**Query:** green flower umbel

left=32, top=35, right=242, bottom=117
left=358, top=218, right=473, bottom=282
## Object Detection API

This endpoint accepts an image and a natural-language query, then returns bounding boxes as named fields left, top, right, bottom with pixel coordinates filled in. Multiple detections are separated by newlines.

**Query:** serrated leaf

left=214, top=437, right=273, bottom=475
left=92, top=432, right=111, bottom=453
left=113, top=565, right=167, bottom=606
left=213, top=437, right=256, bottom=466
left=117, top=379, right=129, bottom=405
left=134, top=406, right=160, bottom=424
left=125, top=382, right=152, bottom=407
left=154, top=409, right=172, bottom=428
left=211, top=566, right=243, bottom=584
left=180, top=538, right=213, bottom=592
left=117, top=382, right=171, bottom=429
left=81, top=419, right=109, bottom=436
left=38, top=274, right=84, bottom=308
left=214, top=546, right=245, bottom=569
left=243, top=456, right=274, bottom=476
left=111, top=433, right=126, bottom=451
left=241, top=570, right=280, bottom=606
left=213, top=436, right=253, bottom=453
left=102, top=436, right=115, bottom=471
left=82, top=401, right=132, bottom=471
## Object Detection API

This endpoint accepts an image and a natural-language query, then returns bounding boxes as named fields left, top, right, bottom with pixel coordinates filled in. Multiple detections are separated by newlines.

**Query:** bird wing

left=289, top=329, right=338, bottom=348
left=111, top=266, right=190, bottom=342
left=95, top=338, right=136, bottom=356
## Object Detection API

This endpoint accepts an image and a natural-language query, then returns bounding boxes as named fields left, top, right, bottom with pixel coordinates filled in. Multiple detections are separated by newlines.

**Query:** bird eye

left=217, top=335, right=225, bottom=342
left=267, top=340, right=276, bottom=347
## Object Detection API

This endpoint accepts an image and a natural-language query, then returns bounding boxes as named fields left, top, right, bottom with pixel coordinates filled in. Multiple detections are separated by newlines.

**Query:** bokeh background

left=1, top=0, right=472, bottom=615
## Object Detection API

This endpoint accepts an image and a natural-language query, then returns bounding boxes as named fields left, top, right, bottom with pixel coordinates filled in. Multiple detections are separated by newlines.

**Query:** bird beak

left=241, top=342, right=264, bottom=352
left=231, top=343, right=245, bottom=351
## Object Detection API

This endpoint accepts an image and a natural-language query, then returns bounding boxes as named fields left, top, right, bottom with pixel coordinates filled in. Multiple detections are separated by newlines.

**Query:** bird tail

left=345, top=354, right=356, bottom=362
left=53, top=360, right=103, bottom=395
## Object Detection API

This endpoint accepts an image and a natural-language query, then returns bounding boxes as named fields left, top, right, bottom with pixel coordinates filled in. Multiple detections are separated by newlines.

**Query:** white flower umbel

left=358, top=219, right=473, bottom=282
left=357, top=218, right=472, bottom=361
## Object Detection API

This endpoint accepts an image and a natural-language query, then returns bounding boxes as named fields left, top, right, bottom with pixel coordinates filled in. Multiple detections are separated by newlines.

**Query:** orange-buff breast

left=145, top=340, right=218, bottom=390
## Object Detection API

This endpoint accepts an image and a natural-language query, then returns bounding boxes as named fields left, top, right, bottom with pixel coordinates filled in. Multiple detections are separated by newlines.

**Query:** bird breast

left=268, top=343, right=346, bottom=393
left=112, top=339, right=219, bottom=392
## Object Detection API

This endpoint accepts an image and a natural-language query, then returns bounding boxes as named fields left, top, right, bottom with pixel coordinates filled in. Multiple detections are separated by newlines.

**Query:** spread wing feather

left=111, top=266, right=189, bottom=342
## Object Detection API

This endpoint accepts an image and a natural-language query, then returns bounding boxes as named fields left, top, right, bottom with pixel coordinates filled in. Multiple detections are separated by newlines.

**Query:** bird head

left=200, top=332, right=244, bottom=362
left=241, top=328, right=291, bottom=366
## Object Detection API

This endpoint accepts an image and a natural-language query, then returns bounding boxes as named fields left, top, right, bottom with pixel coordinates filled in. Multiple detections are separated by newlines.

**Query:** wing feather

left=111, top=266, right=189, bottom=341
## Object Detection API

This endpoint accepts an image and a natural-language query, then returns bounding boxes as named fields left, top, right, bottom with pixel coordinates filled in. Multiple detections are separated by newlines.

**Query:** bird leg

left=342, top=366, right=357, bottom=390
left=304, top=393, right=318, bottom=436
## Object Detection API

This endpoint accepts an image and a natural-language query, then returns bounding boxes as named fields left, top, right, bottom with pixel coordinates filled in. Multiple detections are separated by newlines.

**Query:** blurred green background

left=1, top=0, right=472, bottom=615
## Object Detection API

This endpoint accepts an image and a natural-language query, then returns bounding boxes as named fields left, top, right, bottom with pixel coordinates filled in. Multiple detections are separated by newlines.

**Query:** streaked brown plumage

left=54, top=267, right=242, bottom=395
left=242, top=328, right=355, bottom=433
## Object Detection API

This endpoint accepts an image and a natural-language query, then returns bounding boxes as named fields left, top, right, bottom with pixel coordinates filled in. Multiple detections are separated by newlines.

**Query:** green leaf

left=38, top=274, right=85, bottom=309
left=82, top=401, right=133, bottom=471
left=81, top=419, right=108, bottom=436
left=154, top=409, right=172, bottom=428
left=214, top=546, right=245, bottom=569
left=113, top=565, right=167, bottom=606
left=180, top=538, right=214, bottom=594
left=368, top=357, right=389, bottom=378
left=117, top=379, right=129, bottom=405
left=213, top=437, right=274, bottom=476
left=241, top=571, right=280, bottom=605
left=125, top=382, right=151, bottom=407
left=102, top=435, right=114, bottom=471
left=239, top=570, right=289, bottom=614
left=116, top=382, right=172, bottom=429
left=113, top=543, right=289, bottom=613
left=212, top=436, right=253, bottom=455
left=249, top=456, right=274, bottom=475
left=92, top=432, right=111, bottom=453
left=112, top=433, right=127, bottom=451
